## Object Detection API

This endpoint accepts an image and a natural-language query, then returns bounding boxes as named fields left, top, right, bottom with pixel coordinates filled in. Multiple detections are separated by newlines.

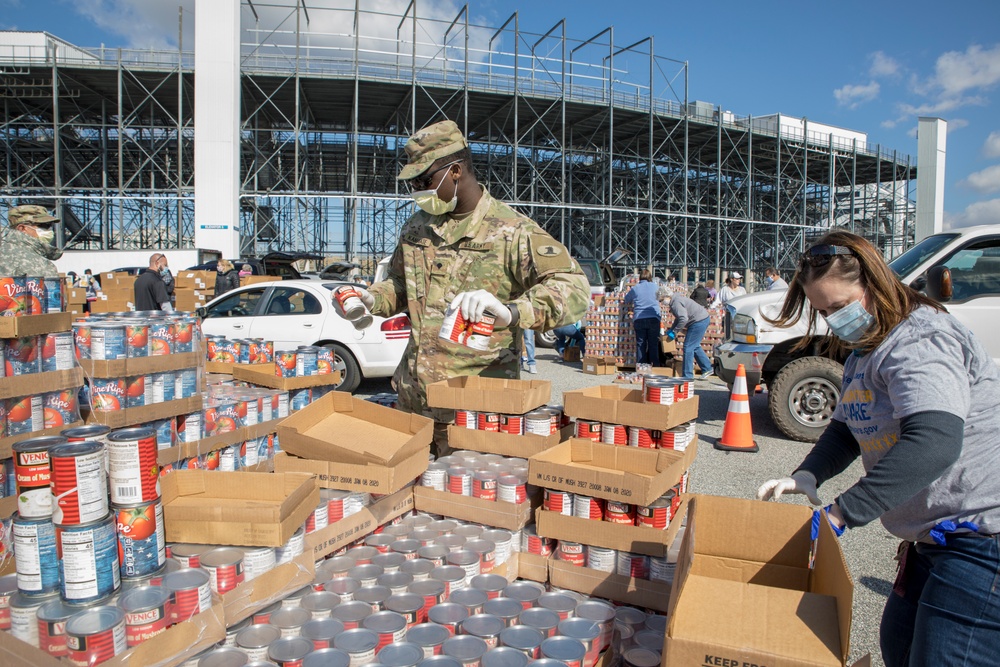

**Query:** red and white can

left=575, top=420, right=601, bottom=441
left=573, top=495, right=604, bottom=521
left=635, top=497, right=671, bottom=530
left=627, top=427, right=660, bottom=449
left=616, top=552, right=650, bottom=580
left=439, top=308, right=495, bottom=351
left=106, top=427, right=160, bottom=505
left=65, top=605, right=127, bottom=667
left=600, top=423, right=627, bottom=446
left=603, top=501, right=635, bottom=525
left=643, top=379, right=675, bottom=405
left=477, top=413, right=500, bottom=432
left=162, top=568, right=212, bottom=623
left=524, top=411, right=552, bottom=436
left=497, top=475, right=526, bottom=504
left=447, top=467, right=472, bottom=496
left=455, top=410, right=478, bottom=430
left=333, top=285, right=367, bottom=321
left=199, top=547, right=245, bottom=595
left=523, top=527, right=553, bottom=557
left=49, top=441, right=109, bottom=525
left=36, top=599, right=76, bottom=658
left=119, top=585, right=170, bottom=647
left=543, top=489, right=574, bottom=516
left=499, top=414, right=524, bottom=436
left=472, top=471, right=497, bottom=501
left=557, top=541, right=586, bottom=567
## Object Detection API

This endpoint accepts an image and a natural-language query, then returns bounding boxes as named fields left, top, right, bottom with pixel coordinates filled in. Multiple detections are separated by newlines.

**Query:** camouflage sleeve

left=368, top=242, right=408, bottom=318
left=508, top=229, right=590, bottom=331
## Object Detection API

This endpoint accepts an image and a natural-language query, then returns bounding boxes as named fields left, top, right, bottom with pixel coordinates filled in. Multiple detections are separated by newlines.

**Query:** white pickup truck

left=714, top=225, right=1000, bottom=441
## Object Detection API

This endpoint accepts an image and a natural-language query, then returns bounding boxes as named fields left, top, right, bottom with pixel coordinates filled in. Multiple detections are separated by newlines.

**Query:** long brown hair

left=765, top=230, right=944, bottom=354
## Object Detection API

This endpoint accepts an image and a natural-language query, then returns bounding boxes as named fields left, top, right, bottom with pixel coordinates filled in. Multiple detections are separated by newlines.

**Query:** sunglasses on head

left=800, top=244, right=854, bottom=268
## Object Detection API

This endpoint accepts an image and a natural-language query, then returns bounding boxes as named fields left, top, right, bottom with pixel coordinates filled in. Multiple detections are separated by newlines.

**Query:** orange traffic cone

left=715, top=363, right=759, bottom=452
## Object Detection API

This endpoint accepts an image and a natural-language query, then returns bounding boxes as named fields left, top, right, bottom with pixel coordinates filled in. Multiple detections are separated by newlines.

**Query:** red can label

left=558, top=542, right=586, bottom=567
left=276, top=352, right=297, bottom=377
left=170, top=582, right=212, bottom=623
left=636, top=502, right=670, bottom=530
left=67, top=620, right=127, bottom=666
left=628, top=427, right=661, bottom=449
left=50, top=446, right=108, bottom=525
left=108, top=432, right=160, bottom=504
left=477, top=413, right=499, bottom=432
left=39, top=618, right=69, bottom=657
left=204, top=560, right=244, bottom=594
left=439, top=308, right=495, bottom=350
left=575, top=419, right=601, bottom=441
left=148, top=321, right=174, bottom=356
left=91, top=378, right=126, bottom=412
left=544, top=489, right=573, bottom=515
left=124, top=604, right=168, bottom=647
left=0, top=276, right=27, bottom=315
left=455, top=410, right=477, bottom=429
left=472, top=474, right=496, bottom=501
left=25, top=277, right=45, bottom=315
left=125, top=324, right=149, bottom=358
left=604, top=501, right=635, bottom=525
left=499, top=414, right=523, bottom=435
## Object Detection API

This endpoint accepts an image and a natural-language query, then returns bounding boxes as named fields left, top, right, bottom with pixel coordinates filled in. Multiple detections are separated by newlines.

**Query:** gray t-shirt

left=833, top=305, right=1000, bottom=542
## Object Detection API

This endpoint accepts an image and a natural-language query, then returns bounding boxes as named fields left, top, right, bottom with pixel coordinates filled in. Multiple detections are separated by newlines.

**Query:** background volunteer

left=624, top=269, right=661, bottom=365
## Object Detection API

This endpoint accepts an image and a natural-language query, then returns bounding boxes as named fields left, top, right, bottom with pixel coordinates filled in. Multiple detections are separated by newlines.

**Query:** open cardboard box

left=446, top=424, right=574, bottom=458
left=232, top=363, right=342, bottom=390
left=204, top=360, right=270, bottom=375
left=80, top=352, right=200, bottom=378
left=162, top=471, right=319, bottom=547
left=0, top=312, right=72, bottom=338
left=563, top=385, right=699, bottom=430
left=529, top=438, right=697, bottom=507
left=412, top=486, right=538, bottom=532
left=582, top=355, right=618, bottom=375
left=86, top=395, right=203, bottom=430
left=278, top=392, right=432, bottom=467
left=548, top=559, right=674, bottom=613
left=426, top=376, right=551, bottom=413
left=273, top=447, right=428, bottom=495
left=612, top=366, right=679, bottom=385
left=663, top=494, right=857, bottom=667
left=306, top=486, right=415, bottom=560
left=0, top=366, right=84, bottom=400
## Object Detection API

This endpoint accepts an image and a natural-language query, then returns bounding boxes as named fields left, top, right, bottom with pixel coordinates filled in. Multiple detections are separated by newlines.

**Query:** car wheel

left=323, top=342, right=362, bottom=393
left=767, top=356, right=843, bottom=442
left=537, top=330, right=557, bottom=349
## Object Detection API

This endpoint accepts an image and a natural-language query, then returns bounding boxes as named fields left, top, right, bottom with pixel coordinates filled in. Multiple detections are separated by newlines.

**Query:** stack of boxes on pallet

left=174, top=270, right=216, bottom=312
left=90, top=273, right=136, bottom=314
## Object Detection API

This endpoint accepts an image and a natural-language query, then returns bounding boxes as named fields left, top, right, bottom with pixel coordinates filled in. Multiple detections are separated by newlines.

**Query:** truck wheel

left=768, top=356, right=843, bottom=442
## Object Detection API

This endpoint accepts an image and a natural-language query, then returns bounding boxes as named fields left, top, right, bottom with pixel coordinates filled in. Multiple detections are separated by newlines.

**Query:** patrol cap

left=9, top=204, right=58, bottom=228
left=397, top=120, right=468, bottom=181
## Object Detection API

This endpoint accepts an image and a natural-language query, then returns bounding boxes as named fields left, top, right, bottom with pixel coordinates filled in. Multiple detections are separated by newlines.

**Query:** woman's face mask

left=410, top=161, right=460, bottom=215
left=823, top=291, right=874, bottom=343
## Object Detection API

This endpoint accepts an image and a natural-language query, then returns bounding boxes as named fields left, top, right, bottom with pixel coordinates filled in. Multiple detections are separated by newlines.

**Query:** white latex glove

left=756, top=470, right=822, bottom=505
left=450, top=289, right=512, bottom=327
left=356, top=287, right=375, bottom=310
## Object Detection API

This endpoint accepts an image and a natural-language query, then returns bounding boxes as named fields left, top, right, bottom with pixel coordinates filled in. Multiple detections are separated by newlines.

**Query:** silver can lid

left=517, top=607, right=559, bottom=632
left=236, top=623, right=281, bottom=650
left=198, top=647, right=250, bottom=667
left=442, top=635, right=488, bottom=661
left=334, top=628, right=380, bottom=653
left=406, top=622, right=451, bottom=647
left=459, top=613, right=504, bottom=638
left=482, top=597, right=522, bottom=620
left=540, top=636, right=587, bottom=662
left=427, top=602, right=468, bottom=625
left=482, top=647, right=530, bottom=667
left=267, top=636, right=314, bottom=662
left=623, top=648, right=661, bottom=667
left=65, top=605, right=124, bottom=636
left=377, top=642, right=425, bottom=667
left=301, top=617, right=346, bottom=643
left=557, top=618, right=600, bottom=642
left=362, top=610, right=407, bottom=634
left=537, top=593, right=576, bottom=615
left=499, top=625, right=544, bottom=651
left=303, top=648, right=352, bottom=667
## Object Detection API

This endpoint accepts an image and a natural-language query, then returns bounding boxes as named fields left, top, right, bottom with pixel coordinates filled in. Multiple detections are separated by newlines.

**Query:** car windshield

left=578, top=261, right=603, bottom=287
left=888, top=233, right=959, bottom=278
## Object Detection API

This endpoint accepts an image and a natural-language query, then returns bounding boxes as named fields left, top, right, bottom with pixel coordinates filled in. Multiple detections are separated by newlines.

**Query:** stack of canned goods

left=541, top=479, right=688, bottom=531
left=74, top=311, right=202, bottom=361
left=303, top=489, right=374, bottom=536
left=452, top=405, right=570, bottom=437
left=420, top=451, right=530, bottom=506
left=273, top=346, right=337, bottom=379
left=205, top=336, right=275, bottom=365
left=0, top=275, right=64, bottom=316
left=574, top=418, right=696, bottom=452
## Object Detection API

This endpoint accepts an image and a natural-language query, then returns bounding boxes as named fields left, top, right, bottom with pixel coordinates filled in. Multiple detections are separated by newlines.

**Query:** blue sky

left=2, top=0, right=999, bottom=228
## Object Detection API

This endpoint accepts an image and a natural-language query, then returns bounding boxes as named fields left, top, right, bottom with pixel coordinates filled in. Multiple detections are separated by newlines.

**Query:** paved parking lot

left=356, top=350, right=894, bottom=666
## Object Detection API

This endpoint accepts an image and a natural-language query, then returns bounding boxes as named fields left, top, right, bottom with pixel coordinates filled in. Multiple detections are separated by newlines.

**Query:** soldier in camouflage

left=357, top=120, right=590, bottom=454
left=0, top=205, right=63, bottom=278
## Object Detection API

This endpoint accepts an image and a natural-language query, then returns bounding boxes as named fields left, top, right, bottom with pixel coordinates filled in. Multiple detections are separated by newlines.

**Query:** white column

left=916, top=117, right=947, bottom=241
left=194, top=0, right=241, bottom=257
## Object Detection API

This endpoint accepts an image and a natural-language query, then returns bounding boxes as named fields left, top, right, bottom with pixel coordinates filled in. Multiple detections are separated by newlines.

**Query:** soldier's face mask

left=410, top=161, right=460, bottom=215
left=33, top=226, right=55, bottom=245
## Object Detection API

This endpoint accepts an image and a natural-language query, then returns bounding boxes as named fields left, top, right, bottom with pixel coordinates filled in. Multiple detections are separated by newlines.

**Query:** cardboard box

left=232, top=363, right=342, bottom=390
left=446, top=424, right=573, bottom=458
left=611, top=366, right=679, bottom=385
left=224, top=552, right=316, bottom=627
left=176, top=270, right=216, bottom=289
left=0, top=313, right=72, bottom=338
left=67, top=287, right=87, bottom=304
left=306, top=486, right=415, bottom=559
left=0, top=420, right=84, bottom=460
left=273, top=447, right=429, bottom=495
left=241, top=275, right=279, bottom=286
left=86, top=394, right=203, bottom=429
left=660, top=337, right=678, bottom=355
left=0, top=366, right=84, bottom=400
left=563, top=347, right=582, bottom=362
left=548, top=559, right=674, bottom=613
left=563, top=385, right=699, bottom=430
left=162, top=470, right=318, bottom=547
left=278, top=392, right=432, bottom=467
left=515, top=552, right=549, bottom=583
left=91, top=297, right=134, bottom=314
left=582, top=356, right=618, bottom=375
left=80, top=352, right=200, bottom=378
left=426, top=376, right=551, bottom=413
left=412, top=486, right=538, bottom=531
left=662, top=495, right=854, bottom=667
left=528, top=438, right=698, bottom=507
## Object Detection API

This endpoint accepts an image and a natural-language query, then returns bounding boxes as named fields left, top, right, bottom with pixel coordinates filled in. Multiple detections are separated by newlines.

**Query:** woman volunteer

left=756, top=230, right=1000, bottom=665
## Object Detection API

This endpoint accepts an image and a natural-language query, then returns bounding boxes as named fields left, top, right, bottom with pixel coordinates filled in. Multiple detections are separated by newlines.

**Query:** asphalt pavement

left=355, top=350, right=894, bottom=666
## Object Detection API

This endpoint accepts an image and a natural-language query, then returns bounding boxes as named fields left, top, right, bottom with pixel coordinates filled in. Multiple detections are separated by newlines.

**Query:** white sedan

left=199, top=279, right=409, bottom=393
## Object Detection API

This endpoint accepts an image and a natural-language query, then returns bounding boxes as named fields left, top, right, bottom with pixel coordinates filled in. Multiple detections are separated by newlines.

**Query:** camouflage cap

left=9, top=204, right=58, bottom=227
left=397, top=120, right=468, bottom=181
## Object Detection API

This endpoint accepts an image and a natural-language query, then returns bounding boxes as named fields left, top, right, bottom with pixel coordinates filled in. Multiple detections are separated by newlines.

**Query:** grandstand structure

left=0, top=2, right=916, bottom=277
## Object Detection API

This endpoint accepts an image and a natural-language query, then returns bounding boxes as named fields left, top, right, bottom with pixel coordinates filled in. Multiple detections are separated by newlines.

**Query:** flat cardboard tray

left=272, top=447, right=429, bottom=496
left=563, top=385, right=699, bottom=431
left=412, top=486, right=538, bottom=532
left=426, top=376, right=551, bottom=413
left=232, top=363, right=342, bottom=390
left=0, top=366, right=84, bottom=400
left=446, top=424, right=573, bottom=458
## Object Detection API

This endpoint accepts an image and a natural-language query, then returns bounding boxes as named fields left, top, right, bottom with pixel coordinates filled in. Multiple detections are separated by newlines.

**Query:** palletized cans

left=271, top=606, right=311, bottom=637
left=36, top=598, right=76, bottom=657
left=6, top=335, right=40, bottom=375
left=162, top=567, right=212, bottom=623
left=49, top=441, right=108, bottom=525
left=499, top=414, right=523, bottom=436
left=168, top=543, right=208, bottom=569
left=115, top=499, right=166, bottom=578
left=443, top=633, right=489, bottom=667
left=524, top=411, right=552, bottom=436
left=636, top=497, right=671, bottom=530
left=363, top=609, right=407, bottom=648
left=43, top=388, right=79, bottom=429
left=461, top=613, right=504, bottom=649
left=268, top=635, right=315, bottom=666
left=500, top=582, right=541, bottom=612
left=90, top=323, right=127, bottom=361
left=106, top=427, right=160, bottom=505
left=13, top=435, right=66, bottom=517
left=643, top=379, right=675, bottom=405
left=0, top=575, right=18, bottom=630
left=601, top=423, right=627, bottom=446
left=543, top=489, right=573, bottom=515
left=408, top=621, right=450, bottom=657
left=56, top=512, right=121, bottom=604
left=575, top=420, right=601, bottom=441
left=472, top=471, right=497, bottom=501
left=238, top=623, right=282, bottom=660
left=585, top=546, right=617, bottom=572
left=71, top=322, right=91, bottom=360
left=334, top=627, right=380, bottom=667
left=41, top=331, right=75, bottom=372
left=243, top=545, right=277, bottom=582
left=616, top=552, right=650, bottom=580
left=385, top=592, right=424, bottom=627
left=421, top=462, right=447, bottom=491
left=12, top=512, right=60, bottom=595
left=481, top=529, right=512, bottom=567
left=25, top=277, right=44, bottom=315
left=660, top=422, right=695, bottom=451
left=522, top=526, right=553, bottom=557
left=500, top=624, right=546, bottom=658
left=200, top=547, right=245, bottom=594
left=455, top=410, right=477, bottom=430
left=276, top=351, right=297, bottom=378
left=627, top=426, right=660, bottom=449
left=572, top=495, right=604, bottom=521
left=90, top=378, right=126, bottom=412
left=125, top=323, right=149, bottom=358
left=7, top=394, right=42, bottom=435
left=540, top=635, right=587, bottom=667
left=604, top=501, right=635, bottom=525
left=296, top=346, right=319, bottom=377
left=497, top=475, right=526, bottom=504
left=447, top=467, right=472, bottom=496
left=439, top=308, right=495, bottom=351
left=42, top=277, right=62, bottom=314
left=331, top=600, right=372, bottom=629
left=148, top=320, right=174, bottom=356
left=464, top=539, right=495, bottom=575
left=119, top=585, right=170, bottom=647
left=65, top=605, right=127, bottom=666
left=0, top=275, right=26, bottom=315
left=9, top=590, right=56, bottom=647
left=557, top=541, right=586, bottom=567
left=476, top=413, right=500, bottom=432
left=124, top=375, right=150, bottom=409
left=304, top=648, right=353, bottom=667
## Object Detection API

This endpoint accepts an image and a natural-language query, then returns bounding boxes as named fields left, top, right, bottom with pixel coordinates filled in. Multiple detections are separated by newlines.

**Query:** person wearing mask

left=215, top=259, right=241, bottom=295
left=347, top=120, right=589, bottom=455
left=764, top=266, right=788, bottom=290
left=713, top=272, right=746, bottom=306
left=666, top=292, right=714, bottom=380
left=0, top=205, right=63, bottom=278
left=757, top=231, right=1000, bottom=665
left=134, top=253, right=174, bottom=312
left=624, top=269, right=662, bottom=366
left=82, top=268, right=101, bottom=313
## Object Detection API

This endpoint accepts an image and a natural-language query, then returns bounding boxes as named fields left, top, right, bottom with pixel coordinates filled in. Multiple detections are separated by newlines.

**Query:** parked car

left=187, top=252, right=324, bottom=281
left=198, top=279, right=410, bottom=393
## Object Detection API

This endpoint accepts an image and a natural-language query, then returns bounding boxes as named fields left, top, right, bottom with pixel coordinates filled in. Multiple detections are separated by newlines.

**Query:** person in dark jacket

left=134, top=253, right=173, bottom=311
left=215, top=259, right=241, bottom=296
left=690, top=283, right=711, bottom=307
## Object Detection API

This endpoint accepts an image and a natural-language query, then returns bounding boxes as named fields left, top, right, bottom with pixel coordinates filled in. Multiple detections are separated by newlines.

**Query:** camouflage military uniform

left=0, top=205, right=63, bottom=278
left=368, top=188, right=590, bottom=422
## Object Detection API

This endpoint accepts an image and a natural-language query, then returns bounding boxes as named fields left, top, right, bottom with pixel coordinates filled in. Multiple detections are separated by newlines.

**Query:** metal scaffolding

left=0, top=2, right=915, bottom=278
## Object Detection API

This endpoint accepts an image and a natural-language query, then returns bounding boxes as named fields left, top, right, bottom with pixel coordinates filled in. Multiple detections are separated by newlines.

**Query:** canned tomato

left=106, top=427, right=160, bottom=504
left=49, top=441, right=109, bottom=525
left=497, top=475, right=526, bottom=504
left=200, top=547, right=245, bottom=594
left=24, top=277, right=44, bottom=315
left=72, top=322, right=91, bottom=361
left=43, top=389, right=79, bottom=430
left=7, top=335, right=40, bottom=375
left=13, top=435, right=65, bottom=517
left=0, top=276, right=26, bottom=315
left=125, top=323, right=149, bottom=358
left=499, top=414, right=523, bottom=435
left=603, top=501, right=635, bottom=525
left=150, top=372, right=176, bottom=404
left=276, top=351, right=297, bottom=377
left=56, top=512, right=121, bottom=604
left=318, top=347, right=339, bottom=375
left=65, top=605, right=127, bottom=666
left=557, top=541, right=586, bottom=567
left=524, top=411, right=551, bottom=436
left=174, top=368, right=198, bottom=399
left=126, top=375, right=152, bottom=409
left=543, top=489, right=573, bottom=515
left=41, top=332, right=75, bottom=372
left=115, top=499, right=166, bottom=579
left=90, top=323, right=126, bottom=360
left=476, top=412, right=499, bottom=432
left=296, top=346, right=319, bottom=377
left=162, top=568, right=212, bottom=623
left=12, top=512, right=59, bottom=595
left=37, top=598, right=76, bottom=657
left=7, top=395, right=43, bottom=435
left=119, top=585, right=170, bottom=647
left=334, top=627, right=380, bottom=667
left=455, top=410, right=477, bottom=430
left=237, top=623, right=282, bottom=661
left=172, top=317, right=197, bottom=353
left=90, top=378, right=126, bottom=412
left=439, top=308, right=495, bottom=351
left=148, top=320, right=174, bottom=356
left=575, top=420, right=601, bottom=441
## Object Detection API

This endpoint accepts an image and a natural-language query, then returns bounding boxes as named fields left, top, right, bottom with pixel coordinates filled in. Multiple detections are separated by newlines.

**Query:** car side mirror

left=925, top=266, right=953, bottom=302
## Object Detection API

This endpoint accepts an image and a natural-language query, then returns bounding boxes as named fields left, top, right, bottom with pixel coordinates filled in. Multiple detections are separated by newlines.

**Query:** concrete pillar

left=194, top=0, right=241, bottom=257
left=916, top=117, right=946, bottom=241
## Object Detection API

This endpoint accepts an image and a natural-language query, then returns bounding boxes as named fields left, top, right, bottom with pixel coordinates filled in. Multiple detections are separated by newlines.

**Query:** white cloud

left=961, top=165, right=1000, bottom=194
left=869, top=51, right=901, bottom=78
left=947, top=198, right=1000, bottom=229
left=933, top=43, right=1000, bottom=97
left=67, top=0, right=194, bottom=49
left=984, top=131, right=1000, bottom=158
left=834, top=81, right=880, bottom=108
left=948, top=118, right=970, bottom=133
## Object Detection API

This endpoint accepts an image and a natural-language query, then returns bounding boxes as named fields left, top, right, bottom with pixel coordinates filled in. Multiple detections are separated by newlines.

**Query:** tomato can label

left=12, top=514, right=60, bottom=595
left=125, top=324, right=149, bottom=358
left=44, top=389, right=80, bottom=430
left=148, top=321, right=174, bottom=356
left=49, top=442, right=109, bottom=525
left=72, top=324, right=91, bottom=361
left=90, top=324, right=126, bottom=361
left=7, top=336, right=40, bottom=375
left=107, top=428, right=160, bottom=504
left=8, top=395, right=43, bottom=435
left=0, top=276, right=27, bottom=315
left=25, top=277, right=45, bottom=315
left=42, top=277, right=63, bottom=314
left=439, top=308, right=495, bottom=351
left=125, top=375, right=151, bottom=409
left=276, top=352, right=297, bottom=377
left=116, top=500, right=166, bottom=579
left=41, top=332, right=75, bottom=372
left=90, top=378, right=126, bottom=413
left=172, top=319, right=196, bottom=353
left=56, top=513, right=121, bottom=603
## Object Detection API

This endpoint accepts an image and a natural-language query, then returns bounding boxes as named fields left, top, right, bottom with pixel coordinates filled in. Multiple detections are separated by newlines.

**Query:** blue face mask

left=766, top=276, right=775, bottom=286
left=823, top=294, right=874, bottom=344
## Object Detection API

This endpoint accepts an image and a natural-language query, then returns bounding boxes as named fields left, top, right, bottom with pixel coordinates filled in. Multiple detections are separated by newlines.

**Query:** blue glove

left=666, top=330, right=676, bottom=341
left=811, top=505, right=845, bottom=539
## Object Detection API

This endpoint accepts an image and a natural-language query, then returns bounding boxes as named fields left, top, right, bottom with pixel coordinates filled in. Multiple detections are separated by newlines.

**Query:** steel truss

left=0, top=2, right=914, bottom=278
